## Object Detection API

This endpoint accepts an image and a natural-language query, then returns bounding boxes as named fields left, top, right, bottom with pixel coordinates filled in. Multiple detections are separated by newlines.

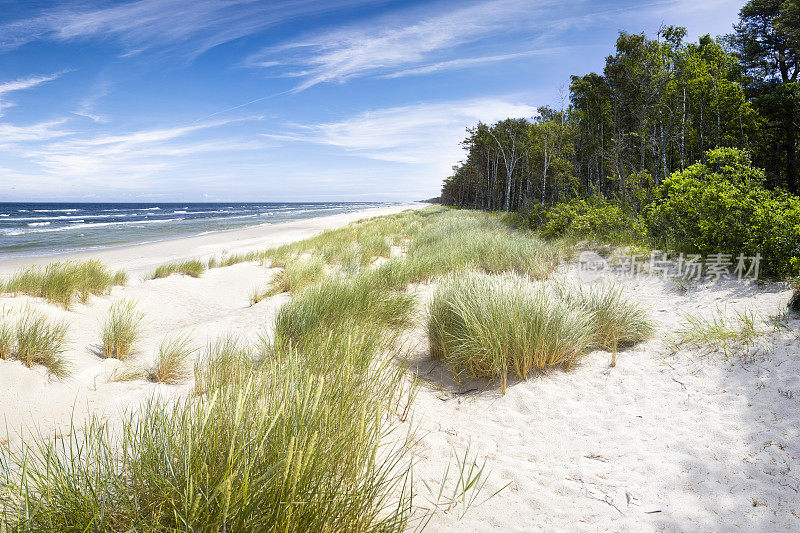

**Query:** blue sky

left=0, top=0, right=745, bottom=202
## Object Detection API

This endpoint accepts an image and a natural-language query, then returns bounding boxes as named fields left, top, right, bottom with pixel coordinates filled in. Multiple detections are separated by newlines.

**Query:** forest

left=439, top=1, right=800, bottom=278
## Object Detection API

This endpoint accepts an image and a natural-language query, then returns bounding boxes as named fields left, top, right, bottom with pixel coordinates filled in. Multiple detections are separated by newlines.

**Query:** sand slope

left=1, top=209, right=799, bottom=531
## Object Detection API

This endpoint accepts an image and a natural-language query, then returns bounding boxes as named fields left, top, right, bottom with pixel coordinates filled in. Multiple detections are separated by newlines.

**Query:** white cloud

left=0, top=119, right=72, bottom=145
left=0, top=0, right=377, bottom=57
left=19, top=119, right=261, bottom=190
left=0, top=73, right=61, bottom=115
left=271, top=97, right=536, bottom=174
left=248, top=0, right=560, bottom=91
left=382, top=47, right=568, bottom=79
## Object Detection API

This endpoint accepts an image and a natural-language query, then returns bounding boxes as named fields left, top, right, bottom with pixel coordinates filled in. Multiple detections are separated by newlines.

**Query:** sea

left=0, top=202, right=395, bottom=260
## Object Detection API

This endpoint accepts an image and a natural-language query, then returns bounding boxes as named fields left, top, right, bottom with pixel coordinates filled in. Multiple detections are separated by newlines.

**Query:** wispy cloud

left=0, top=119, right=72, bottom=146
left=0, top=73, right=62, bottom=115
left=18, top=118, right=261, bottom=190
left=382, top=47, right=569, bottom=79
left=270, top=97, right=536, bottom=169
left=248, top=0, right=560, bottom=91
left=0, top=0, right=377, bottom=57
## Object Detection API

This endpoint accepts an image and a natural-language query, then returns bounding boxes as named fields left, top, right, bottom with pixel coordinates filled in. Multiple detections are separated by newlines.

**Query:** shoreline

left=0, top=203, right=426, bottom=277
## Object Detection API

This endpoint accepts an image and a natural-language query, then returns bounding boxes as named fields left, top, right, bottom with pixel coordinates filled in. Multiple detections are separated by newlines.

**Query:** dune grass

left=101, top=299, right=145, bottom=360
left=0, top=331, right=415, bottom=532
left=428, top=274, right=594, bottom=393
left=265, top=255, right=325, bottom=296
left=0, top=309, right=11, bottom=361
left=0, top=306, right=70, bottom=376
left=147, top=333, right=196, bottom=384
left=669, top=308, right=762, bottom=358
left=555, top=282, right=654, bottom=365
left=193, top=334, right=256, bottom=395
left=0, top=260, right=127, bottom=308
left=147, top=259, right=206, bottom=280
left=273, top=276, right=417, bottom=356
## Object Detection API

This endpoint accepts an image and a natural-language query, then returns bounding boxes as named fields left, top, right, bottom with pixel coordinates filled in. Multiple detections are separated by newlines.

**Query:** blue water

left=0, top=202, right=394, bottom=259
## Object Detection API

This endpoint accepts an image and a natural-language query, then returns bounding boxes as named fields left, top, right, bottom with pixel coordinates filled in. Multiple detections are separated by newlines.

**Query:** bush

left=646, top=148, right=800, bottom=278
left=538, top=198, right=634, bottom=242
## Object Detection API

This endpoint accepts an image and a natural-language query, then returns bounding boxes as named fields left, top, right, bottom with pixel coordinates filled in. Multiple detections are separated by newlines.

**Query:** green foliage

left=538, top=198, right=635, bottom=242
left=646, top=148, right=800, bottom=277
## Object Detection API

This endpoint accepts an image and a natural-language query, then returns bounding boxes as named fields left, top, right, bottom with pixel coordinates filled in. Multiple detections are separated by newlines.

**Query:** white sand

left=2, top=210, right=799, bottom=531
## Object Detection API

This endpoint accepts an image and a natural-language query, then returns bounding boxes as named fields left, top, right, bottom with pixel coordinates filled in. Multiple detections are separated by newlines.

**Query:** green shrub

left=646, top=147, right=800, bottom=278
left=539, top=198, right=633, bottom=242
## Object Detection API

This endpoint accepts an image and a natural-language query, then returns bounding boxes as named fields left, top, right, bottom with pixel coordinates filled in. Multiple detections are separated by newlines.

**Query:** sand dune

left=1, top=207, right=798, bottom=531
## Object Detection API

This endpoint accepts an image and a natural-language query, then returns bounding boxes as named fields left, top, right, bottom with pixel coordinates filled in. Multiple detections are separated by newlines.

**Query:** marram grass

left=0, top=305, right=71, bottom=377
left=147, top=333, right=197, bottom=384
left=555, top=282, right=654, bottom=352
left=273, top=275, right=417, bottom=355
left=0, top=260, right=127, bottom=308
left=147, top=259, right=206, bottom=280
left=428, top=273, right=593, bottom=393
left=0, top=335, right=416, bottom=531
left=101, top=299, right=145, bottom=360
left=266, top=255, right=325, bottom=296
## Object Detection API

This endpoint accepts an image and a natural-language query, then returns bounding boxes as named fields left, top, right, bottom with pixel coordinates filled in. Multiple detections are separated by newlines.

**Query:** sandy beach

left=2, top=206, right=799, bottom=531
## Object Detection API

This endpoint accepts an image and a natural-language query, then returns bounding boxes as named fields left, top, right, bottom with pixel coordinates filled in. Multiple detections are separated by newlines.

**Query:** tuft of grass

left=147, top=333, right=197, bottom=384
left=101, top=299, right=146, bottom=360
left=108, top=364, right=145, bottom=382
left=193, top=334, right=255, bottom=395
left=669, top=308, right=763, bottom=358
left=1, top=333, right=416, bottom=531
left=428, top=273, right=594, bottom=394
left=147, top=259, right=206, bottom=280
left=207, top=256, right=219, bottom=269
left=0, top=308, right=11, bottom=360
left=266, top=256, right=325, bottom=296
left=273, top=276, right=417, bottom=355
left=1, top=260, right=127, bottom=308
left=11, top=306, right=70, bottom=377
left=555, top=282, right=654, bottom=365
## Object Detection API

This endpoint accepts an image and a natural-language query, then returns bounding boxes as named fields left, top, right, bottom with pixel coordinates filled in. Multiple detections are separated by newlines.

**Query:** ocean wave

left=2, top=217, right=184, bottom=235
left=33, top=209, right=79, bottom=213
left=27, top=222, right=51, bottom=227
left=1, top=214, right=132, bottom=222
left=173, top=210, right=188, bottom=214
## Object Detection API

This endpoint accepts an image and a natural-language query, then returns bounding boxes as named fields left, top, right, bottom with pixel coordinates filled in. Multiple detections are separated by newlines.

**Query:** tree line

left=440, top=1, right=800, bottom=212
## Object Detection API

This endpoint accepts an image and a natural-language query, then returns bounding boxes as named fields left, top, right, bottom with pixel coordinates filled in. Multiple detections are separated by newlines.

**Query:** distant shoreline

left=0, top=203, right=426, bottom=277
